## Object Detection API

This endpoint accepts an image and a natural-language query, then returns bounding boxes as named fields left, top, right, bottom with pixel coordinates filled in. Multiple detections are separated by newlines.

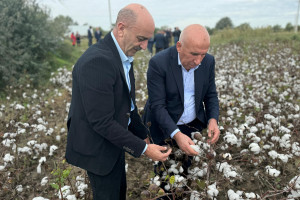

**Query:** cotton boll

left=292, top=142, right=300, bottom=156
left=277, top=154, right=289, bottom=163
left=268, top=150, right=278, bottom=159
left=37, top=164, right=42, bottom=174
left=227, top=189, right=242, bottom=200
left=249, top=143, right=261, bottom=154
left=46, top=128, right=54, bottom=136
left=32, top=197, right=49, bottom=200
left=222, top=153, right=232, bottom=160
left=125, top=163, right=128, bottom=173
left=164, top=184, right=170, bottom=191
left=250, top=126, right=258, bottom=133
left=2, top=139, right=16, bottom=147
left=190, top=191, right=201, bottom=200
left=57, top=185, right=71, bottom=198
left=194, top=156, right=200, bottom=162
left=76, top=182, right=88, bottom=197
left=207, top=183, right=219, bottom=199
left=56, top=135, right=61, bottom=141
left=287, top=175, right=300, bottom=198
left=4, top=153, right=14, bottom=164
left=66, top=195, right=77, bottom=200
left=190, top=145, right=201, bottom=154
left=16, top=185, right=23, bottom=192
left=49, top=145, right=58, bottom=156
left=41, top=177, right=48, bottom=186
left=265, top=165, right=280, bottom=177
left=223, top=132, right=239, bottom=146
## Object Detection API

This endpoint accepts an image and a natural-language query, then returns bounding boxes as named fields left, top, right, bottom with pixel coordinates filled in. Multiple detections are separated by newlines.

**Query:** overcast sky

left=38, top=0, right=300, bottom=31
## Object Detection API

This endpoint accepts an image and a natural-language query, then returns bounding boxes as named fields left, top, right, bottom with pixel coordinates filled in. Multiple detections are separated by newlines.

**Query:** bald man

left=144, top=24, right=220, bottom=173
left=65, top=4, right=171, bottom=199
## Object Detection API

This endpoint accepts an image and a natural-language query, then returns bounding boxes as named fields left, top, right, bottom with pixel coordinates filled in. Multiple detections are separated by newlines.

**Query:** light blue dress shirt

left=170, top=54, right=200, bottom=138
left=111, top=32, right=135, bottom=122
left=111, top=32, right=148, bottom=154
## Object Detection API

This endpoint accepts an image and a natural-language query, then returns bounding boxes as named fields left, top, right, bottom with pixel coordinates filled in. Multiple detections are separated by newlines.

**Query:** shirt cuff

left=142, top=144, right=148, bottom=155
left=170, top=128, right=180, bottom=138
left=208, top=118, right=217, bottom=125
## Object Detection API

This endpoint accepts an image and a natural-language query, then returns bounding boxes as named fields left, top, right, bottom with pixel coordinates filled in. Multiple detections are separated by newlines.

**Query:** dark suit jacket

left=94, top=30, right=102, bottom=42
left=154, top=33, right=167, bottom=49
left=143, top=46, right=219, bottom=144
left=65, top=33, right=149, bottom=176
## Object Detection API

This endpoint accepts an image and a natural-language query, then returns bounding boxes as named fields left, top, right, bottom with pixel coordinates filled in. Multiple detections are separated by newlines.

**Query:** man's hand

left=207, top=118, right=220, bottom=144
left=173, top=131, right=199, bottom=156
left=144, top=144, right=172, bottom=161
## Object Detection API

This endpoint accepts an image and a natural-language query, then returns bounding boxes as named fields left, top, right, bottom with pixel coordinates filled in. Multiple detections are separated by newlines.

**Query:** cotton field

left=0, top=42, right=299, bottom=199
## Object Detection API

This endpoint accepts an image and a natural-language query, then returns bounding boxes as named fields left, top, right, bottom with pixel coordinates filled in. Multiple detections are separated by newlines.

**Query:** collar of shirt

left=177, top=53, right=200, bottom=72
left=111, top=32, right=134, bottom=68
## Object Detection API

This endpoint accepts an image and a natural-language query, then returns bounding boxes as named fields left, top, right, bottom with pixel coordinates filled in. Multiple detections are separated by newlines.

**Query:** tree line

left=0, top=0, right=73, bottom=91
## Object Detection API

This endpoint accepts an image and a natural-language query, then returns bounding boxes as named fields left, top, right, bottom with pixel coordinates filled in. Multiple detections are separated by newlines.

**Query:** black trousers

left=156, top=118, right=204, bottom=175
left=154, top=119, right=204, bottom=199
left=87, top=152, right=126, bottom=200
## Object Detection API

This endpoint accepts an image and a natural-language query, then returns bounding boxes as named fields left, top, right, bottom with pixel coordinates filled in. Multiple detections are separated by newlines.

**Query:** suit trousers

left=87, top=151, right=126, bottom=200
left=155, top=118, right=203, bottom=175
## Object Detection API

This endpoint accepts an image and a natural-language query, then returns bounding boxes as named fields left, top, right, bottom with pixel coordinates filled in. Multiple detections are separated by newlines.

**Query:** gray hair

left=116, top=8, right=137, bottom=27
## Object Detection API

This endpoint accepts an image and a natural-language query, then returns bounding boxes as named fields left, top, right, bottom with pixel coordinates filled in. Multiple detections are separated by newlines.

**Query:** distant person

left=165, top=28, right=172, bottom=48
left=70, top=32, right=76, bottom=46
left=76, top=32, right=81, bottom=46
left=144, top=24, right=220, bottom=176
left=94, top=27, right=102, bottom=42
left=88, top=26, right=93, bottom=46
left=154, top=30, right=166, bottom=54
left=65, top=3, right=171, bottom=199
left=147, top=37, right=154, bottom=55
left=172, top=27, right=181, bottom=44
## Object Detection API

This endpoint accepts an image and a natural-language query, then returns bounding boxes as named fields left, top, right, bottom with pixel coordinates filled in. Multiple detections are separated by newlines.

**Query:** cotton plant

left=286, top=175, right=300, bottom=198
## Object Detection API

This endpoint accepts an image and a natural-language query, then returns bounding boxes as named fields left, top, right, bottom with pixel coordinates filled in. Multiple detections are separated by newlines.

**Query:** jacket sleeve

left=147, top=58, right=178, bottom=138
left=203, top=57, right=219, bottom=122
left=77, top=52, right=146, bottom=157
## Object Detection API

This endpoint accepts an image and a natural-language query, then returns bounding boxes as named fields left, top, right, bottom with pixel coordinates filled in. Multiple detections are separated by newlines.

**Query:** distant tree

left=52, top=15, right=75, bottom=36
left=236, top=23, right=252, bottom=31
left=0, top=0, right=70, bottom=89
left=215, top=17, right=234, bottom=30
left=205, top=26, right=214, bottom=35
left=285, top=22, right=294, bottom=32
left=272, top=24, right=282, bottom=32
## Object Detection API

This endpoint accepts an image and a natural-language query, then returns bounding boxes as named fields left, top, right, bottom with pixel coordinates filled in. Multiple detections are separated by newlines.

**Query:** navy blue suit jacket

left=143, top=46, right=219, bottom=144
left=65, top=33, right=148, bottom=176
left=154, top=33, right=167, bottom=49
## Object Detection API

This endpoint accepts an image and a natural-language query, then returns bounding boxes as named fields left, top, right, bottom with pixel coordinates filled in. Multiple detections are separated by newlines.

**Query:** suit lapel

left=103, top=33, right=131, bottom=96
left=194, top=64, right=204, bottom=112
left=129, top=62, right=135, bottom=101
left=170, top=47, right=184, bottom=104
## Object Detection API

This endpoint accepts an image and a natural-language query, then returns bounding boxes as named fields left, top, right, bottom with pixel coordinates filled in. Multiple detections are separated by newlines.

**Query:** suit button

left=126, top=113, right=130, bottom=117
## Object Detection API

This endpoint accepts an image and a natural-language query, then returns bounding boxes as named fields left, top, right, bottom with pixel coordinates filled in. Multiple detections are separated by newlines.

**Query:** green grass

left=211, top=28, right=300, bottom=53
left=49, top=38, right=89, bottom=71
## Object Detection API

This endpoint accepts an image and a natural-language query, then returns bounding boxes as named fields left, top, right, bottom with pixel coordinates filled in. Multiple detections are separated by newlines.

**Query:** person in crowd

left=154, top=30, right=167, bottom=54
left=94, top=27, right=102, bottom=42
left=164, top=28, right=172, bottom=48
left=88, top=26, right=93, bottom=46
left=147, top=36, right=154, bottom=55
left=143, top=24, right=220, bottom=174
left=172, top=26, right=181, bottom=44
left=75, top=31, right=81, bottom=46
left=65, top=3, right=171, bottom=200
left=70, top=32, right=76, bottom=46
